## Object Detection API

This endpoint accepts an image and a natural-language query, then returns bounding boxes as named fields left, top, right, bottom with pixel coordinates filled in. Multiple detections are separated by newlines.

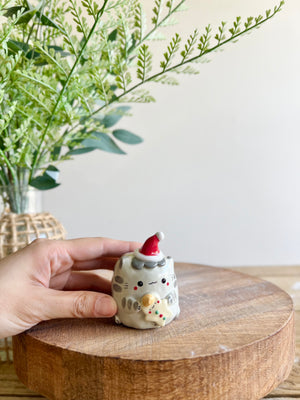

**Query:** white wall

left=44, top=0, right=300, bottom=267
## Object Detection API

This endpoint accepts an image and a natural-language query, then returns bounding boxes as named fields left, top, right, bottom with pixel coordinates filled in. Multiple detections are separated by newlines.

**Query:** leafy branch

left=152, top=0, right=164, bottom=26
left=90, top=1, right=285, bottom=117
left=138, top=0, right=185, bottom=44
left=137, top=44, right=152, bottom=81
left=54, top=0, right=285, bottom=160
left=160, top=33, right=181, bottom=71
left=181, top=29, right=198, bottom=63
left=29, top=0, right=110, bottom=182
left=0, top=0, right=284, bottom=200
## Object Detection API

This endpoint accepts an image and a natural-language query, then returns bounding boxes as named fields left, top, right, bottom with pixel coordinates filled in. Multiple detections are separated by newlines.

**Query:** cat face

left=112, top=250, right=180, bottom=329
left=112, top=253, right=177, bottom=298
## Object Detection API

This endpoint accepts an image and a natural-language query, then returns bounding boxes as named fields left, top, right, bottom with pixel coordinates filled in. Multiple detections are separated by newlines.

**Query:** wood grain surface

left=12, top=263, right=294, bottom=400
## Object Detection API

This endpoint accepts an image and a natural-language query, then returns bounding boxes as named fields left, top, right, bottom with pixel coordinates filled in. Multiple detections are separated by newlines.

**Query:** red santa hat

left=134, top=232, right=165, bottom=262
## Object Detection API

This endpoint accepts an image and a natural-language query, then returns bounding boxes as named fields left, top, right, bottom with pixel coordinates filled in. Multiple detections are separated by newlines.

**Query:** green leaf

left=51, top=146, right=61, bottom=161
left=5, top=6, right=64, bottom=30
left=36, top=11, right=63, bottom=30
left=17, top=8, right=38, bottom=24
left=66, top=147, right=96, bottom=155
left=45, top=165, right=60, bottom=181
left=97, top=106, right=131, bottom=128
left=108, top=28, right=118, bottom=41
left=27, top=45, right=70, bottom=65
left=29, top=45, right=70, bottom=58
left=7, top=39, right=30, bottom=55
left=113, top=129, right=143, bottom=144
left=30, top=175, right=60, bottom=190
left=82, top=132, right=126, bottom=154
left=47, top=45, right=70, bottom=57
left=30, top=165, right=60, bottom=190
left=3, top=6, right=25, bottom=18
left=46, top=165, right=59, bottom=171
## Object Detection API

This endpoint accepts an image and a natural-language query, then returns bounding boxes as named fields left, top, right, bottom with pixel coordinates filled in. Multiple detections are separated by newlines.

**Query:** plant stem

left=29, top=0, right=109, bottom=182
left=0, top=149, right=18, bottom=185
left=0, top=167, right=9, bottom=186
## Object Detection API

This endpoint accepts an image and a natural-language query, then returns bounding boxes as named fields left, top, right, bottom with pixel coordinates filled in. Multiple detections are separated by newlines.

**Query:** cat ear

left=158, top=258, right=166, bottom=267
left=132, top=257, right=144, bottom=270
left=118, top=257, right=123, bottom=270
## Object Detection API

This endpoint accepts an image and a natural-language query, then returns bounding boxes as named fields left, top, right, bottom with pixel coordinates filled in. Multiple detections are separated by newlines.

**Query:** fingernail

left=95, top=296, right=117, bottom=317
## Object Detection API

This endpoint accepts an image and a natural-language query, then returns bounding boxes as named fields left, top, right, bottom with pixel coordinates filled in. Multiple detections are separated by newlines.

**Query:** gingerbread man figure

left=141, top=294, right=173, bottom=327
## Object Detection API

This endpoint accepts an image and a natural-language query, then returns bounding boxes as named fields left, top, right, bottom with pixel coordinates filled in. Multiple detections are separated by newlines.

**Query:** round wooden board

left=13, top=263, right=295, bottom=400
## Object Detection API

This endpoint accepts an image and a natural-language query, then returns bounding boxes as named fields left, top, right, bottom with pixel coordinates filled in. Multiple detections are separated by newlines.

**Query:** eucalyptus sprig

left=0, top=0, right=284, bottom=203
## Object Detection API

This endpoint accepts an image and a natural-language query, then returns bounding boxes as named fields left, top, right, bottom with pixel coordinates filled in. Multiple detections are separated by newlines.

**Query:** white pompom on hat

left=134, top=232, right=165, bottom=262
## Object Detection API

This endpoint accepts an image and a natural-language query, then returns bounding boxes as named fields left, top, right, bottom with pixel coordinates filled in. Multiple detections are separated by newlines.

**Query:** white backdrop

left=44, top=0, right=300, bottom=267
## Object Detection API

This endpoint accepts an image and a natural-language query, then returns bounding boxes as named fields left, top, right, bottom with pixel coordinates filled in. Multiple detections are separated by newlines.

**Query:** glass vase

left=0, top=184, right=43, bottom=214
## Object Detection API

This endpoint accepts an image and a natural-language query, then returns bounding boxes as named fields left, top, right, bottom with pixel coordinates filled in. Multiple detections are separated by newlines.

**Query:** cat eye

left=137, top=281, right=143, bottom=287
left=161, top=278, right=166, bottom=284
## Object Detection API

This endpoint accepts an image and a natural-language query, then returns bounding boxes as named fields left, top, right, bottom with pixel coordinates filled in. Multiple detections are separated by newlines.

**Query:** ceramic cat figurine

left=112, top=232, right=180, bottom=329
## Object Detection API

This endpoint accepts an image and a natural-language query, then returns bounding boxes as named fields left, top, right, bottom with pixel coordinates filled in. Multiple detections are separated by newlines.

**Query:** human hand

left=0, top=237, right=139, bottom=338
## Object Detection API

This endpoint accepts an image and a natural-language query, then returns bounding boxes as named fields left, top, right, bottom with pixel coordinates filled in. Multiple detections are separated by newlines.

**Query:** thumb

left=42, top=289, right=117, bottom=320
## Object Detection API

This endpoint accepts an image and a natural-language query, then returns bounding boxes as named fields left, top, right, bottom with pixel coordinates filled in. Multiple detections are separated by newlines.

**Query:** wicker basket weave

left=0, top=212, right=66, bottom=362
left=0, top=212, right=66, bottom=258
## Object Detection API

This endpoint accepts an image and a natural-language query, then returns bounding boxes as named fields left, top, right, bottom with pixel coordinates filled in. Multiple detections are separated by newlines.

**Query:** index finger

left=61, top=237, right=140, bottom=262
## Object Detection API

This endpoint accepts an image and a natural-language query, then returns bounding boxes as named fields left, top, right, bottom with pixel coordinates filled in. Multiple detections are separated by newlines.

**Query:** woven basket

left=0, top=212, right=66, bottom=258
left=0, top=211, right=66, bottom=362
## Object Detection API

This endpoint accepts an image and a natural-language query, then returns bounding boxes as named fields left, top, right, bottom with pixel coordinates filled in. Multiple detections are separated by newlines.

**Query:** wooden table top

left=1, top=265, right=299, bottom=400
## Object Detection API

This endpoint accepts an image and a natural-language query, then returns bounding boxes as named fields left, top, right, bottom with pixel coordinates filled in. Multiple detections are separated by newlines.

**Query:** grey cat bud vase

left=112, top=232, right=180, bottom=329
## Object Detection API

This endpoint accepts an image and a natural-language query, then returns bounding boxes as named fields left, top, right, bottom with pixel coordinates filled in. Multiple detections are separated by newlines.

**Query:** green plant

left=0, top=0, right=284, bottom=212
